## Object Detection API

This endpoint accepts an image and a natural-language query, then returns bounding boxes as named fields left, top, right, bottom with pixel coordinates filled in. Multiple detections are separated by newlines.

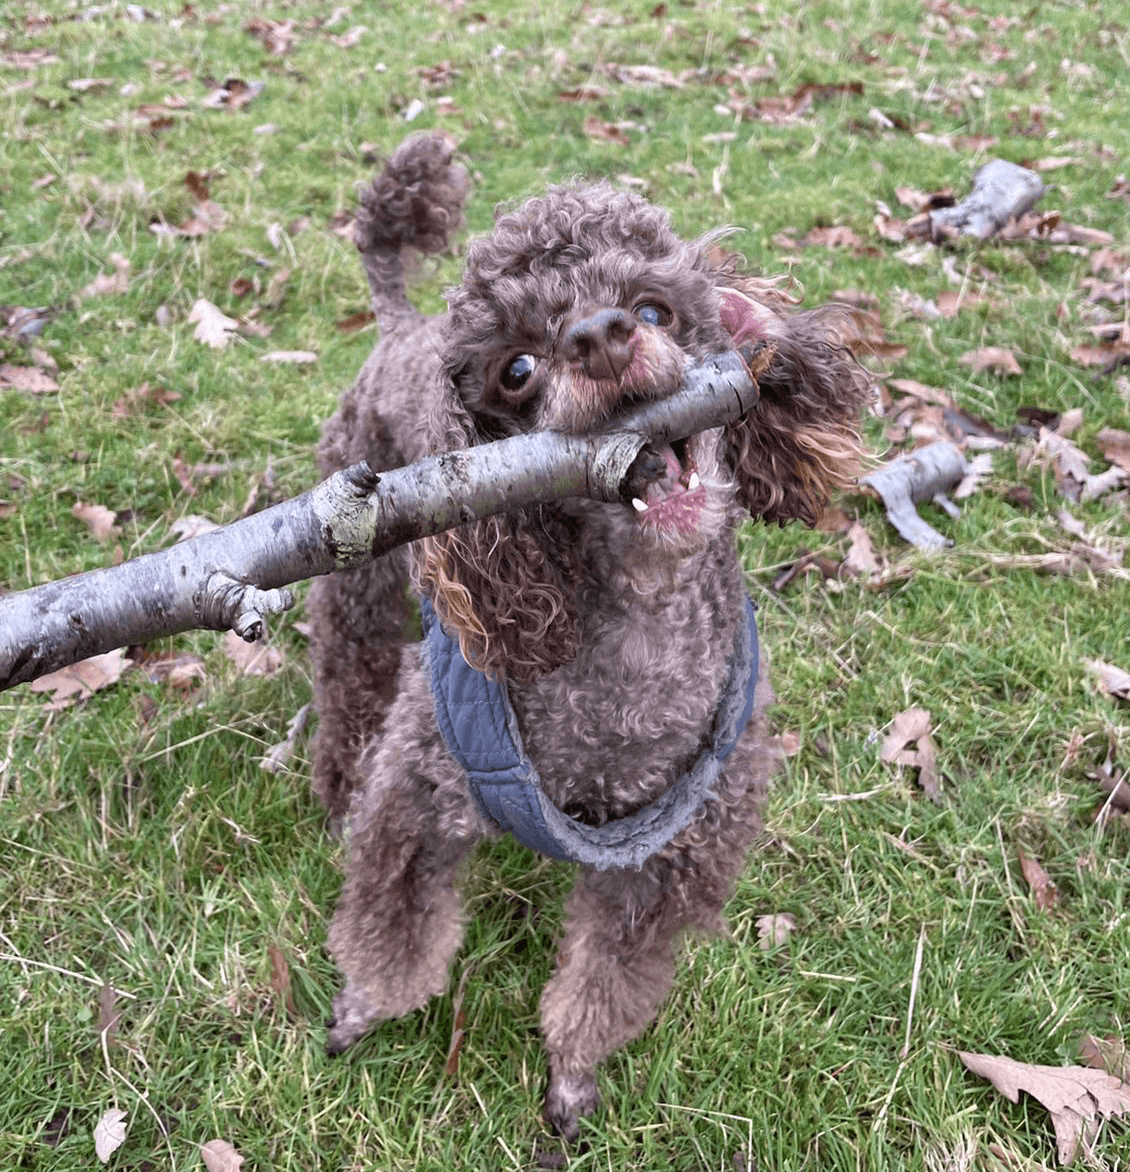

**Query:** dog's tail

left=355, top=133, right=469, bottom=333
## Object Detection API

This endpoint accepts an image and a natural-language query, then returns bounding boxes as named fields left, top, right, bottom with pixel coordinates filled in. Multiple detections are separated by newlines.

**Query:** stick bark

left=1, top=348, right=763, bottom=691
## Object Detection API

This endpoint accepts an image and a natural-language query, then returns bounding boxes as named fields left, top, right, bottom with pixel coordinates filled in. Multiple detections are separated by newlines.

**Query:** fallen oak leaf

left=188, top=298, right=239, bottom=348
left=756, top=912, right=797, bottom=950
left=94, top=1107, right=127, bottom=1164
left=267, top=943, right=298, bottom=1020
left=0, top=363, right=58, bottom=393
left=1017, top=850, right=1058, bottom=911
left=960, top=346, right=1022, bottom=376
left=78, top=252, right=130, bottom=299
left=222, top=629, right=283, bottom=676
left=583, top=116, right=630, bottom=146
left=29, top=649, right=130, bottom=710
left=1096, top=427, right=1130, bottom=472
left=1080, top=1035, right=1130, bottom=1083
left=879, top=706, right=942, bottom=801
left=1086, top=660, right=1130, bottom=702
left=841, top=520, right=882, bottom=580
left=96, top=984, right=121, bottom=1042
left=72, top=501, right=120, bottom=542
left=959, top=1050, right=1130, bottom=1165
left=200, top=1138, right=244, bottom=1172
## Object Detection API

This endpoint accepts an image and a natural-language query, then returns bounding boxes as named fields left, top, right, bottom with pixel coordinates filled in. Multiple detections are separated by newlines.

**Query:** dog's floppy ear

left=719, top=286, right=871, bottom=526
left=414, top=356, right=580, bottom=680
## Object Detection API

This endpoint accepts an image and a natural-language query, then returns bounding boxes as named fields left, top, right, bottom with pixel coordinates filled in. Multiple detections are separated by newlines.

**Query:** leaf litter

left=959, top=1051, right=1130, bottom=1165
left=880, top=707, right=942, bottom=801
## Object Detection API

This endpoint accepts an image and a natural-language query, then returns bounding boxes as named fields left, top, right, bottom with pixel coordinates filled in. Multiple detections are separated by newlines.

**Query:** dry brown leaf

left=1017, top=850, right=1058, bottom=911
left=953, top=452, right=994, bottom=501
left=222, top=630, right=283, bottom=676
left=959, top=1050, right=1130, bottom=1165
left=268, top=943, right=298, bottom=1019
left=774, top=730, right=802, bottom=757
left=960, top=346, right=1022, bottom=376
left=93, top=1107, right=128, bottom=1164
left=936, top=289, right=990, bottom=318
left=96, top=985, right=121, bottom=1041
left=200, top=1138, right=245, bottom=1172
left=583, top=116, right=630, bottom=146
left=0, top=363, right=58, bottom=393
left=756, top=912, right=797, bottom=949
left=168, top=515, right=220, bottom=541
left=336, top=309, right=375, bottom=332
left=1096, top=428, right=1130, bottom=472
left=887, top=378, right=953, bottom=406
left=842, top=520, right=882, bottom=580
left=1087, top=660, right=1130, bottom=702
left=138, top=650, right=207, bottom=688
left=110, top=382, right=180, bottom=418
left=72, top=500, right=120, bottom=542
left=804, top=225, right=865, bottom=250
left=606, top=63, right=685, bottom=88
left=79, top=252, right=130, bottom=299
left=1080, top=1035, right=1130, bottom=1083
left=880, top=707, right=941, bottom=801
left=330, top=25, right=367, bottom=49
left=29, top=649, right=129, bottom=709
left=178, top=200, right=229, bottom=237
left=188, top=298, right=239, bottom=348
left=1025, top=429, right=1125, bottom=503
left=69, top=76, right=114, bottom=92
left=200, top=76, right=264, bottom=109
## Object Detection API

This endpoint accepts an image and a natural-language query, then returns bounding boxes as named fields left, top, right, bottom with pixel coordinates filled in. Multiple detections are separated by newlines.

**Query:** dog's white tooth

left=631, top=497, right=649, bottom=513
left=687, top=472, right=701, bottom=491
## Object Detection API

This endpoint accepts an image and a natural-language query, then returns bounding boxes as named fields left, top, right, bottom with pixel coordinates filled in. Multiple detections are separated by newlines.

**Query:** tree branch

left=1, top=347, right=767, bottom=691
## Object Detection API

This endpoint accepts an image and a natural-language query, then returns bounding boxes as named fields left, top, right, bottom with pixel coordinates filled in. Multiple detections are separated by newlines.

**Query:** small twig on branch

left=1, top=346, right=769, bottom=692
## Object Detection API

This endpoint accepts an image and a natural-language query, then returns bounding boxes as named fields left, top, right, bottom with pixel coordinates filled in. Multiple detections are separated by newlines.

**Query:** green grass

left=2, top=0, right=1129, bottom=1168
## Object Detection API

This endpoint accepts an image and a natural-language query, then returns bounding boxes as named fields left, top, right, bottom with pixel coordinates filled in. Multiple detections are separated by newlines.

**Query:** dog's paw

left=544, top=1071, right=601, bottom=1143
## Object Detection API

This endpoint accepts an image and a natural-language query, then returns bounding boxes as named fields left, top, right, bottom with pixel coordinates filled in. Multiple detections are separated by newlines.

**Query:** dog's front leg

left=325, top=734, right=481, bottom=1054
left=539, top=858, right=685, bottom=1141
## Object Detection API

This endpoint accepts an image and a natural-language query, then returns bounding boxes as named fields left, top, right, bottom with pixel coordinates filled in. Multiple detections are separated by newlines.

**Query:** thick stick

left=1, top=348, right=763, bottom=691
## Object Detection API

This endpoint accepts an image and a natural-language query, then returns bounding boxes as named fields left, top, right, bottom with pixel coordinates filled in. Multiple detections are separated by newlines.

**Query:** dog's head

left=417, top=184, right=870, bottom=679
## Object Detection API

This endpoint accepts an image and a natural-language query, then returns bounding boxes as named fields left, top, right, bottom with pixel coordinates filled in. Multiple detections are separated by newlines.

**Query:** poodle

left=307, top=133, right=870, bottom=1140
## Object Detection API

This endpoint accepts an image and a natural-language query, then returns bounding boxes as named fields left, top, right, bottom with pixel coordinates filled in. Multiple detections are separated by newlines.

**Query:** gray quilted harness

left=420, top=595, right=759, bottom=871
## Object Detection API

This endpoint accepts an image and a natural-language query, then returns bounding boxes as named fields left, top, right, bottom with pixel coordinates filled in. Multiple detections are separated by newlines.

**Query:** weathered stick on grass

left=1, top=347, right=765, bottom=692
left=860, top=440, right=968, bottom=550
left=929, top=158, right=1046, bottom=241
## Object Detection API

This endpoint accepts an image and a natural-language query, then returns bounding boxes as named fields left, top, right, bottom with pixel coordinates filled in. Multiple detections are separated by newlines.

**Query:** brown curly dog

left=308, top=133, right=871, bottom=1139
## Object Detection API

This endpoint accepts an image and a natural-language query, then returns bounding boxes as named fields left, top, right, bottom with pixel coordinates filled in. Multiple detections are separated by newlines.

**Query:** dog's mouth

left=627, top=436, right=708, bottom=535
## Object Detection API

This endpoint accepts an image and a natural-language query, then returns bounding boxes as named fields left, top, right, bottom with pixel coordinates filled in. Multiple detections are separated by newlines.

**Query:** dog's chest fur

left=507, top=536, right=747, bottom=823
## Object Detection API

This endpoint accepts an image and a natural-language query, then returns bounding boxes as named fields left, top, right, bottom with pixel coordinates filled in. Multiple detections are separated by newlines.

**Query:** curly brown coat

left=308, top=133, right=871, bottom=1140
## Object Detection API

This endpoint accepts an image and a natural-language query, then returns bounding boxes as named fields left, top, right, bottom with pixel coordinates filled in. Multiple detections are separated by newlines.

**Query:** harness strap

left=421, top=595, right=759, bottom=871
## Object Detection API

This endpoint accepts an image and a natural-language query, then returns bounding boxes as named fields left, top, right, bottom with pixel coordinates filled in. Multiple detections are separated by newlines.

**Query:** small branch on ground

left=929, top=159, right=1046, bottom=241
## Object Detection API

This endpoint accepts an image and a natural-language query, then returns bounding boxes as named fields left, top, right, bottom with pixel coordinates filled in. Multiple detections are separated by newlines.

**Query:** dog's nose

left=563, top=308, right=636, bottom=383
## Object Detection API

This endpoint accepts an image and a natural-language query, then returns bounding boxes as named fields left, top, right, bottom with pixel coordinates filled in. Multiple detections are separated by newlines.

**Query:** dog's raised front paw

left=544, top=1071, right=601, bottom=1143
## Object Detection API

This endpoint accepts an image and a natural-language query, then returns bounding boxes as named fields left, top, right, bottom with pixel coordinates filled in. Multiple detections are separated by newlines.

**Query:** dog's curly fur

left=309, top=133, right=872, bottom=1139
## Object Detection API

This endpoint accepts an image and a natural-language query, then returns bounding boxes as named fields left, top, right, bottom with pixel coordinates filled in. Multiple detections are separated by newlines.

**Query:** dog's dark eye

left=634, top=302, right=673, bottom=328
left=501, top=353, right=537, bottom=392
